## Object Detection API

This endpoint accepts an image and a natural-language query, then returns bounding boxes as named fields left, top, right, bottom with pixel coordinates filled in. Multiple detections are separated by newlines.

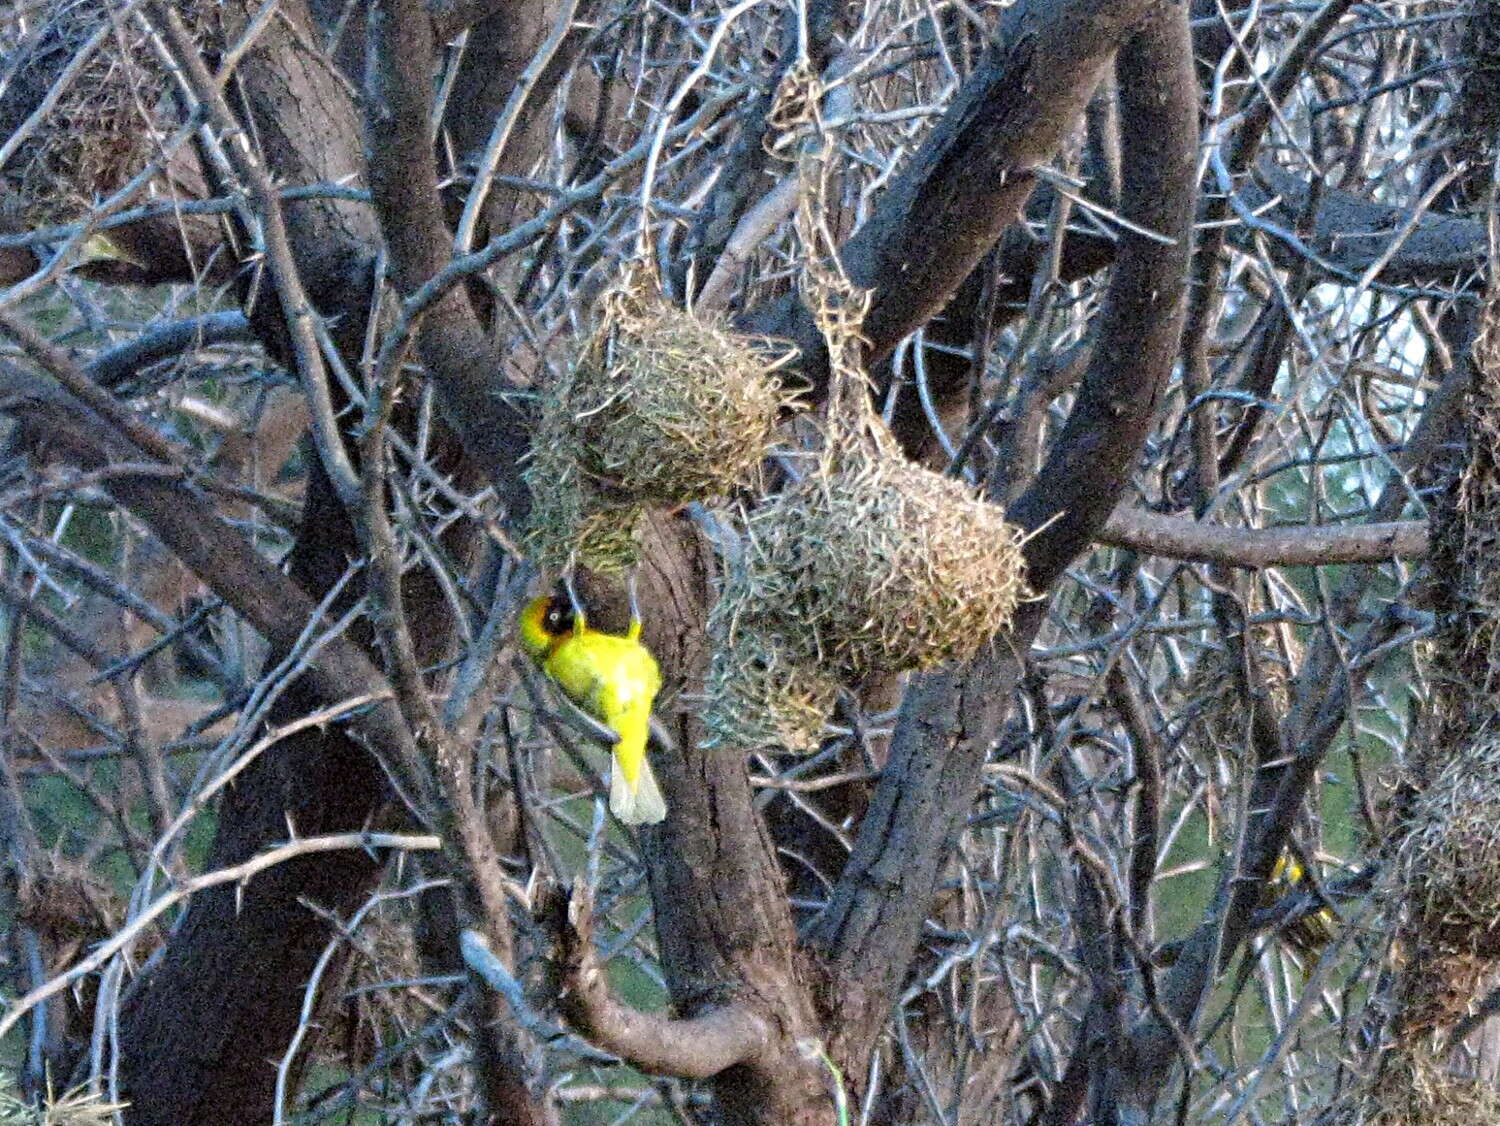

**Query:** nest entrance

left=523, top=270, right=794, bottom=573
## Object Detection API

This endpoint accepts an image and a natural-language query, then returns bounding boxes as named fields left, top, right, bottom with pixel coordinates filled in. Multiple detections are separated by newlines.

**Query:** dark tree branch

left=364, top=0, right=533, bottom=513
left=1003, top=5, right=1198, bottom=589
left=736, top=0, right=1158, bottom=396
left=841, top=0, right=1160, bottom=366
left=103, top=6, right=425, bottom=1121
left=807, top=2, right=1197, bottom=1086
left=620, top=515, right=830, bottom=1125
left=86, top=313, right=253, bottom=390
left=1242, top=162, right=1489, bottom=285
left=805, top=600, right=1045, bottom=1053
left=0, top=380, right=431, bottom=811
left=427, top=0, right=509, bottom=41
left=1110, top=660, right=1161, bottom=941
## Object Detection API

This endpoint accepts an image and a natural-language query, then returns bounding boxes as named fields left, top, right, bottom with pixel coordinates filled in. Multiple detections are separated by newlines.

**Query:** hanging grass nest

left=1, top=0, right=193, bottom=230
left=1351, top=1048, right=1500, bottom=1126
left=701, top=86, right=1027, bottom=751
left=1401, top=737, right=1500, bottom=958
left=701, top=618, right=841, bottom=753
left=703, top=442, right=1029, bottom=751
left=524, top=273, right=795, bottom=573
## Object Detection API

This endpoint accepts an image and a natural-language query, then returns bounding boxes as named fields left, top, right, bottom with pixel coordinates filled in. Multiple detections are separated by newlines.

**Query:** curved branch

left=808, top=0, right=1199, bottom=1062
left=87, top=312, right=252, bottom=389
left=555, top=885, right=770, bottom=1080
left=1005, top=3, right=1198, bottom=588
left=841, top=0, right=1160, bottom=364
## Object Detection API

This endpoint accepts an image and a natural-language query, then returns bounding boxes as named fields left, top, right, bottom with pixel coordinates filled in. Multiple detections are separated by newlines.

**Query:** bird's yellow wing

left=543, top=632, right=666, bottom=824
left=544, top=634, right=658, bottom=719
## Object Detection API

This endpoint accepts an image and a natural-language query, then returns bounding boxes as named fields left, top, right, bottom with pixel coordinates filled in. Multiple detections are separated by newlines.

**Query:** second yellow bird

left=1268, top=853, right=1338, bottom=960
left=519, top=594, right=667, bottom=825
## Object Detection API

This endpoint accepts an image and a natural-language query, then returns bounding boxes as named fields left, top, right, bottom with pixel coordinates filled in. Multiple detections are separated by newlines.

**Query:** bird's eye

left=544, top=602, right=573, bottom=632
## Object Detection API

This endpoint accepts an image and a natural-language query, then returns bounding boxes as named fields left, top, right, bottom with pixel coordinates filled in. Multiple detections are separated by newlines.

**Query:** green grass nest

left=704, top=446, right=1028, bottom=752
left=524, top=279, right=794, bottom=573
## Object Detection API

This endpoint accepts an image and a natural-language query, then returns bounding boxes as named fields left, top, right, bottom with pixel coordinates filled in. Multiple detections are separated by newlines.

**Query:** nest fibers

left=701, top=75, right=1026, bottom=751
left=523, top=278, right=794, bottom=573
left=1351, top=1048, right=1500, bottom=1126
left=1, top=0, right=186, bottom=230
left=0, top=1078, right=125, bottom=1126
left=1401, top=737, right=1500, bottom=958
left=703, top=446, right=1029, bottom=752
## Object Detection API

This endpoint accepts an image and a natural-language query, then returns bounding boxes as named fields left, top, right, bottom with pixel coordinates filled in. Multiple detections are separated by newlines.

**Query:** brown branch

left=1004, top=2, right=1198, bottom=588
left=86, top=312, right=252, bottom=389
left=841, top=0, right=1160, bottom=365
left=1097, top=508, right=1428, bottom=567
left=427, top=0, right=510, bottom=40
left=0, top=310, right=189, bottom=470
left=0, top=380, right=434, bottom=814
left=92, top=7, right=428, bottom=1124
left=576, top=516, right=831, bottom=1124
left=738, top=0, right=1158, bottom=392
left=0, top=831, right=441, bottom=1043
left=554, top=884, right=771, bottom=1080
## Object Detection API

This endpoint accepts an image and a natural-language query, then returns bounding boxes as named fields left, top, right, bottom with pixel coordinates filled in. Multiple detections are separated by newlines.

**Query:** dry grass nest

left=1401, top=737, right=1500, bottom=955
left=1, top=0, right=190, bottom=230
left=524, top=280, right=794, bottom=573
left=1352, top=1049, right=1500, bottom=1126
left=703, top=448, right=1028, bottom=752
left=702, top=619, right=842, bottom=753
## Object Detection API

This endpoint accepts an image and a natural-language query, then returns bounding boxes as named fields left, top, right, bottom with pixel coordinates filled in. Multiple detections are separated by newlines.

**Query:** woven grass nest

left=2, top=0, right=181, bottom=230
left=1402, top=737, right=1500, bottom=957
left=524, top=277, right=794, bottom=573
left=0, top=1078, right=125, bottom=1126
left=703, top=445, right=1028, bottom=752
left=1351, top=1049, right=1500, bottom=1126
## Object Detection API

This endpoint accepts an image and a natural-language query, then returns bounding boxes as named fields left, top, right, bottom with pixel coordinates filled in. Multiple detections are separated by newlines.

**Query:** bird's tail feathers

left=610, top=754, right=667, bottom=825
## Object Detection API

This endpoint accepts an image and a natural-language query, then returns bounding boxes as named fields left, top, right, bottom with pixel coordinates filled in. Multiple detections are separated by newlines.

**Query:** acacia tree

left=1, top=0, right=1496, bottom=1124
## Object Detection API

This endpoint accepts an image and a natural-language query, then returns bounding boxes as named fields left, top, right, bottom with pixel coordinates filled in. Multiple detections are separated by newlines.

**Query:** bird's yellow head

left=518, top=594, right=580, bottom=661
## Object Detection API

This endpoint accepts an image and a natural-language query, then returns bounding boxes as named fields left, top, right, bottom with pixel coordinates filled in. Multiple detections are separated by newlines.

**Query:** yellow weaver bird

left=1267, top=853, right=1338, bottom=961
left=518, top=593, right=667, bottom=825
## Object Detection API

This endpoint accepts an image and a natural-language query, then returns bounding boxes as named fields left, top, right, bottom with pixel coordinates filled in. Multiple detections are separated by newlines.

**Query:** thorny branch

left=0, top=0, right=1487, bottom=1122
